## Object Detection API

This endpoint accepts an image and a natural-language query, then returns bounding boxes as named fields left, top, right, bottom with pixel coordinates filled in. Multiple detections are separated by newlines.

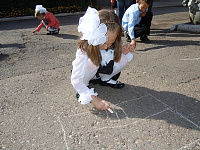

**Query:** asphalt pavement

left=0, top=5, right=200, bottom=150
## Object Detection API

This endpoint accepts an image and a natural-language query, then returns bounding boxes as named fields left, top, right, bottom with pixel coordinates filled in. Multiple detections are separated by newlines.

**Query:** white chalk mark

left=121, top=108, right=129, bottom=119
left=108, top=108, right=114, bottom=113
left=178, top=138, right=200, bottom=150
left=105, top=110, right=109, bottom=119
left=116, top=94, right=150, bottom=105
left=115, top=104, right=129, bottom=119
left=93, top=108, right=169, bottom=131
left=150, top=94, right=200, bottom=130
left=149, top=94, right=173, bottom=109
left=180, top=58, right=200, bottom=61
left=114, top=111, right=120, bottom=120
left=57, top=117, right=69, bottom=150
left=170, top=109, right=200, bottom=130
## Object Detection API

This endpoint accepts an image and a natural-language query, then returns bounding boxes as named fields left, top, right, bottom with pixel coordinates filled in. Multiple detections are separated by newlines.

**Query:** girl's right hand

left=91, top=96, right=111, bottom=111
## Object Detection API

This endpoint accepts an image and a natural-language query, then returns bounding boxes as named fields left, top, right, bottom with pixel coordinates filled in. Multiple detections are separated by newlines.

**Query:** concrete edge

left=0, top=4, right=183, bottom=22
left=153, top=4, right=183, bottom=8
left=170, top=23, right=200, bottom=34
left=0, top=11, right=85, bottom=22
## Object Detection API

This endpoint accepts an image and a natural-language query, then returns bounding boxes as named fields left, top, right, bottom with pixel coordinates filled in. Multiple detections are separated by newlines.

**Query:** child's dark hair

left=140, top=0, right=152, bottom=5
left=35, top=11, right=45, bottom=17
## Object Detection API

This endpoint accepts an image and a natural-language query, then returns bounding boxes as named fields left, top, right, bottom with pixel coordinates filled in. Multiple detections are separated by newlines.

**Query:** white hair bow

left=35, top=5, right=47, bottom=13
left=78, top=7, right=108, bottom=46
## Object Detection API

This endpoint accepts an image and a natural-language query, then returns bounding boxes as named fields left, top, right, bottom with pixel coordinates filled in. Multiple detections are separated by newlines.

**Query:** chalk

left=107, top=108, right=114, bottom=113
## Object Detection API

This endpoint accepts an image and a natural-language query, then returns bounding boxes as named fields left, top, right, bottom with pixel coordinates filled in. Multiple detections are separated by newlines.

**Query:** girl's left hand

left=122, top=43, right=134, bottom=55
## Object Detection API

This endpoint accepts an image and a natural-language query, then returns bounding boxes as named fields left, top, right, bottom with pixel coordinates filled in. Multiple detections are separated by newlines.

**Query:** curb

left=153, top=4, right=182, bottom=8
left=171, top=23, right=200, bottom=34
left=0, top=11, right=85, bottom=22
left=0, top=4, right=183, bottom=22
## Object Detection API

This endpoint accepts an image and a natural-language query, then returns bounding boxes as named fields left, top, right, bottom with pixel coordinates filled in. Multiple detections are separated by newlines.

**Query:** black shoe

left=47, top=32, right=52, bottom=35
left=140, top=35, right=150, bottom=43
left=54, top=28, right=60, bottom=34
left=99, top=80, right=125, bottom=89
left=76, top=93, right=80, bottom=99
left=124, top=31, right=131, bottom=42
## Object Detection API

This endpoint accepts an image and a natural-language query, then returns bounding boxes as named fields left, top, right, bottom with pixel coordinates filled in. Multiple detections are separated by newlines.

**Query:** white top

left=122, top=3, right=141, bottom=39
left=71, top=49, right=133, bottom=104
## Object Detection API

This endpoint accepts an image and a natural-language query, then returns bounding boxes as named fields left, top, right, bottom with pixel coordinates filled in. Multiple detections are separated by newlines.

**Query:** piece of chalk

left=107, top=108, right=114, bottom=113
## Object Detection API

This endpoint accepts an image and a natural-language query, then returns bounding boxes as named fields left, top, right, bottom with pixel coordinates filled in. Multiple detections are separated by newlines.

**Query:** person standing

left=117, top=0, right=133, bottom=22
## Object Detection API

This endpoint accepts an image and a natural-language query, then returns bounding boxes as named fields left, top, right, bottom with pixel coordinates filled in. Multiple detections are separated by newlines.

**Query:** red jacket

left=111, top=0, right=116, bottom=3
left=35, top=12, right=60, bottom=32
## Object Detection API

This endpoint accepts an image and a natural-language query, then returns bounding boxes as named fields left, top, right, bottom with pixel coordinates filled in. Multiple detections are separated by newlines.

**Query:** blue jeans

left=117, top=0, right=133, bottom=22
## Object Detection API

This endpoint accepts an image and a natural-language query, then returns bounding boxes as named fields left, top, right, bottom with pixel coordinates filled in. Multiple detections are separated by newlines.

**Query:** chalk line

left=67, top=95, right=150, bottom=119
left=57, top=117, right=69, bottom=150
left=105, top=110, right=109, bottom=119
left=177, top=138, right=200, bottom=150
left=93, top=108, right=169, bottom=131
left=170, top=109, right=200, bottom=130
left=150, top=94, right=200, bottom=130
left=116, top=94, right=150, bottom=105
left=120, top=108, right=129, bottom=118
left=114, top=110, right=120, bottom=120
left=180, top=58, right=200, bottom=61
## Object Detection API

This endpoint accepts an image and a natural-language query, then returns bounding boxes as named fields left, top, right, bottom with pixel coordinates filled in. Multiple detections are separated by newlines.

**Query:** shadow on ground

left=0, top=43, right=25, bottom=49
left=52, top=34, right=79, bottom=40
left=88, top=83, right=200, bottom=131
left=0, top=53, right=9, bottom=61
left=0, top=7, right=188, bottom=31
left=136, top=30, right=200, bottom=51
left=0, top=15, right=82, bottom=31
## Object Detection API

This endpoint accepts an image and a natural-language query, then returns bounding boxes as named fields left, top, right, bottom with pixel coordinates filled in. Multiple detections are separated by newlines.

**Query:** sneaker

left=140, top=35, right=150, bottom=43
left=54, top=28, right=60, bottom=34
left=47, top=31, right=53, bottom=35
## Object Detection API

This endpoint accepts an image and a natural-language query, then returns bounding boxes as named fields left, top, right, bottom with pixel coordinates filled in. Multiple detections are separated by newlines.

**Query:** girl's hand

left=32, top=30, right=37, bottom=34
left=122, top=43, right=133, bottom=55
left=122, top=39, right=136, bottom=55
left=130, top=39, right=136, bottom=50
left=91, top=96, right=111, bottom=111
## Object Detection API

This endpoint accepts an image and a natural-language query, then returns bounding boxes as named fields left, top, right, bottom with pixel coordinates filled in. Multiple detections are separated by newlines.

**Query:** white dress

left=71, top=49, right=133, bottom=104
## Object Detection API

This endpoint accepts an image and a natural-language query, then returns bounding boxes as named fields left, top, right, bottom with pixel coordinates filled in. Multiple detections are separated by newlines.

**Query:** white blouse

left=71, top=49, right=133, bottom=104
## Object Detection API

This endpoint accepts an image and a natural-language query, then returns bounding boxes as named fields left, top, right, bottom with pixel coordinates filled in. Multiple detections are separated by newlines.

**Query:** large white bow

left=78, top=7, right=108, bottom=46
left=35, top=5, right=47, bottom=13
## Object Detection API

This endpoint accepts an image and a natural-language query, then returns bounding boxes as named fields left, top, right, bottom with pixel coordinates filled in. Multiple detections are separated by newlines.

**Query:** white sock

left=107, top=79, right=117, bottom=84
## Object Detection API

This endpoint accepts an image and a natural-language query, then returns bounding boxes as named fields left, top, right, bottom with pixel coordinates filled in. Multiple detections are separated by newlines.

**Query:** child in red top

left=33, top=5, right=60, bottom=35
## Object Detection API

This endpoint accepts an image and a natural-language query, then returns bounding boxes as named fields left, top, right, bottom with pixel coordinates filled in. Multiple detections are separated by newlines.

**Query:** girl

left=71, top=7, right=134, bottom=111
left=33, top=5, right=60, bottom=35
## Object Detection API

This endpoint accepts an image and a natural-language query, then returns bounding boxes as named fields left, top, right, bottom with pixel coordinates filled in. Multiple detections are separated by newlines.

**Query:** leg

left=134, top=25, right=147, bottom=38
left=139, top=11, right=153, bottom=36
left=148, top=0, right=153, bottom=12
left=111, top=72, right=121, bottom=81
left=124, top=0, right=133, bottom=10
left=100, top=53, right=133, bottom=88
left=47, top=26, right=60, bottom=35
left=117, top=0, right=125, bottom=22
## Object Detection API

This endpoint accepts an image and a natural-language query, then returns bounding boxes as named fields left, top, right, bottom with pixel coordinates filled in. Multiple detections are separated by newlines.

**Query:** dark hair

left=140, top=0, right=152, bottom=5
left=78, top=10, right=122, bottom=66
